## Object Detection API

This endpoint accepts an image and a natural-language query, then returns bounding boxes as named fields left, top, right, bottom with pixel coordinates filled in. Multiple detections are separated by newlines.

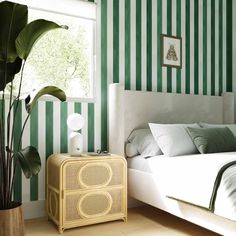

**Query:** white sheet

left=128, top=152, right=236, bottom=221
left=127, top=155, right=162, bottom=172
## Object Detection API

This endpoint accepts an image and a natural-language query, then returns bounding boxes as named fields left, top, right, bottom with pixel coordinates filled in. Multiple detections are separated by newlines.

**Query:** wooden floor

left=25, top=205, right=221, bottom=236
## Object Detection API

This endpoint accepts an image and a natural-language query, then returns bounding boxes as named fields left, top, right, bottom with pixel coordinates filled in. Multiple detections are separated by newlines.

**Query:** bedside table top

left=48, top=153, right=126, bottom=166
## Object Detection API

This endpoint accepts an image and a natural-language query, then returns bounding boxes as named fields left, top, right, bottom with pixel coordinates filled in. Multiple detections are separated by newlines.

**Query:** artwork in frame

left=161, top=34, right=182, bottom=68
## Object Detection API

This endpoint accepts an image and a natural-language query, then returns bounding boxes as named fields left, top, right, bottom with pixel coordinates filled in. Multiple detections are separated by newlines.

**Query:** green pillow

left=186, top=127, right=236, bottom=154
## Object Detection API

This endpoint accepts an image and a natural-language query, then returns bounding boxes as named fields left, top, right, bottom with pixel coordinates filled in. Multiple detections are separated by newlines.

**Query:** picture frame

left=161, top=34, right=182, bottom=68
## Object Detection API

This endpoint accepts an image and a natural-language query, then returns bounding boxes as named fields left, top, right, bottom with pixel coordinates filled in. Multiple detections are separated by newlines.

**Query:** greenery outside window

left=6, top=0, right=96, bottom=101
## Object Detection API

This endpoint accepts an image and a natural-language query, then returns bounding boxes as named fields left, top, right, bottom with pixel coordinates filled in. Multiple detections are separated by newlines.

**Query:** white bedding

left=127, top=155, right=160, bottom=172
left=127, top=152, right=236, bottom=221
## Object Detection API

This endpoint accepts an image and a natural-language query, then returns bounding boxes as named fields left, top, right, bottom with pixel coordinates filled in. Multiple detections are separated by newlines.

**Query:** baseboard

left=22, top=200, right=46, bottom=219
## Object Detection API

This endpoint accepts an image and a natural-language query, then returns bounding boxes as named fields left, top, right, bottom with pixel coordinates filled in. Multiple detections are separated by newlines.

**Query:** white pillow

left=149, top=123, right=200, bottom=157
left=127, top=129, right=162, bottom=158
left=199, top=123, right=236, bottom=136
left=125, top=143, right=139, bottom=158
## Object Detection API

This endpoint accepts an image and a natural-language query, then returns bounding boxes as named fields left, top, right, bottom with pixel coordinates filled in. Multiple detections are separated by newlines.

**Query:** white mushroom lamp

left=67, top=113, right=84, bottom=156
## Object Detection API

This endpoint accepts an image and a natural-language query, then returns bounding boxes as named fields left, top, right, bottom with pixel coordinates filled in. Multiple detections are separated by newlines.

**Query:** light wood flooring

left=25, top=205, right=221, bottom=236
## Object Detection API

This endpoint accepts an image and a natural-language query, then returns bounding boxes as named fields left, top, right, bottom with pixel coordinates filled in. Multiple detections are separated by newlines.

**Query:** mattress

left=127, top=155, right=157, bottom=172
left=127, top=152, right=236, bottom=173
left=127, top=152, right=236, bottom=221
left=127, top=153, right=202, bottom=173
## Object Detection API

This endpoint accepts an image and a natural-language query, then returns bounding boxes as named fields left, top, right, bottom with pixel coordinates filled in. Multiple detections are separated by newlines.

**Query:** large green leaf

left=0, top=57, right=22, bottom=91
left=25, top=86, right=66, bottom=113
left=16, top=19, right=68, bottom=60
left=14, top=146, right=41, bottom=179
left=0, top=1, right=28, bottom=62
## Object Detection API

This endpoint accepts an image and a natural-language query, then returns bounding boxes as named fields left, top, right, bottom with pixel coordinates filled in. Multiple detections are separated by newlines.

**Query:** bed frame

left=108, top=83, right=236, bottom=235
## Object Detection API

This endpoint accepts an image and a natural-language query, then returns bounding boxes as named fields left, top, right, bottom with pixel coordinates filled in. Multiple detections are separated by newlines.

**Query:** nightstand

left=46, top=153, right=127, bottom=233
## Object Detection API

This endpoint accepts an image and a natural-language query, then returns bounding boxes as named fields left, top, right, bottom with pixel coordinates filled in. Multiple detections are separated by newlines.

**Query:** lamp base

left=69, top=132, right=83, bottom=156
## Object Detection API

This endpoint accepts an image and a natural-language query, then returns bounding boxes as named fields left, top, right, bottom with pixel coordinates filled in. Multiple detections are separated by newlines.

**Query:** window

left=10, top=0, right=96, bottom=101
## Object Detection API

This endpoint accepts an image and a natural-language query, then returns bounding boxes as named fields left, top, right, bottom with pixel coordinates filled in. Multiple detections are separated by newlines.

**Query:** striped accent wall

left=3, top=0, right=234, bottom=216
left=4, top=100, right=96, bottom=203
left=101, top=0, right=232, bottom=95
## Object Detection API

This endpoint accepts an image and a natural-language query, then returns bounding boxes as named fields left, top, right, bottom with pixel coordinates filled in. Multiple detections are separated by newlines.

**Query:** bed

left=108, top=83, right=236, bottom=235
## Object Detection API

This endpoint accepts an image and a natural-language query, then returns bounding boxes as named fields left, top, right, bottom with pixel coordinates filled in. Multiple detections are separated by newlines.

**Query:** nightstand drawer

left=64, top=159, right=124, bottom=190
left=64, top=187, right=125, bottom=223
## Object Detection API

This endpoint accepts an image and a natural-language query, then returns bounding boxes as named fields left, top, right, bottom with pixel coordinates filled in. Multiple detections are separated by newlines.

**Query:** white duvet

left=146, top=152, right=236, bottom=220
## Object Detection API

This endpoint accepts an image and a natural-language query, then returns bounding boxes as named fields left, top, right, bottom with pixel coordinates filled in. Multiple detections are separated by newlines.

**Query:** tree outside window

left=11, top=8, right=95, bottom=100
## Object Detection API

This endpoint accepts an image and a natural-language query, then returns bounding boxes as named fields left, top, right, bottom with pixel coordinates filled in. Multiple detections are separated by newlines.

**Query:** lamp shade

left=67, top=113, right=84, bottom=131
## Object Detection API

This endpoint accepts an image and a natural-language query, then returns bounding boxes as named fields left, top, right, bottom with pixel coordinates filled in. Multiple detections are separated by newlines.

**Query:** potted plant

left=0, top=1, right=67, bottom=235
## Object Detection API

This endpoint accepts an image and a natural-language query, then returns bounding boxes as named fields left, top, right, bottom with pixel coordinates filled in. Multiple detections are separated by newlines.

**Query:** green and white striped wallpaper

left=101, top=0, right=233, bottom=94
left=5, top=100, right=95, bottom=204
left=5, top=0, right=234, bottom=215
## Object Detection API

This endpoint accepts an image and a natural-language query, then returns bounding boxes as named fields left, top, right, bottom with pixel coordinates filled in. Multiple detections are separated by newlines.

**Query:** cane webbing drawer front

left=47, top=154, right=127, bottom=233
left=47, top=188, right=60, bottom=223
left=64, top=188, right=123, bottom=222
left=65, top=159, right=123, bottom=190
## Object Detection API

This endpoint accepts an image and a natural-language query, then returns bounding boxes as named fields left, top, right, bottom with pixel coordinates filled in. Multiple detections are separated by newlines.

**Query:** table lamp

left=67, top=113, right=84, bottom=156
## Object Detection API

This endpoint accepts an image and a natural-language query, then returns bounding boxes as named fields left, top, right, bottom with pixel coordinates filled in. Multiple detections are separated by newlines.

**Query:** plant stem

left=1, top=62, right=7, bottom=208
left=7, top=82, right=13, bottom=151
left=9, top=162, right=16, bottom=207
left=3, top=82, right=14, bottom=209
left=8, top=61, right=26, bottom=206
left=18, top=113, right=30, bottom=151
left=9, top=61, right=26, bottom=155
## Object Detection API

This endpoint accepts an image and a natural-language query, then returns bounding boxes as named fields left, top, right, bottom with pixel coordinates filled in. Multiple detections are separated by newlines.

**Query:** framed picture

left=161, top=34, right=182, bottom=68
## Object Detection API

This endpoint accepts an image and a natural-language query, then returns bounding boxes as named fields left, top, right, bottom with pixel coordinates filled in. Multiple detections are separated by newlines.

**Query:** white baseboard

left=22, top=200, right=46, bottom=219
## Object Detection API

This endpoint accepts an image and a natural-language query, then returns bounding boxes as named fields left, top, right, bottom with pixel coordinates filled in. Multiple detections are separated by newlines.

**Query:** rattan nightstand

left=46, top=153, right=127, bottom=233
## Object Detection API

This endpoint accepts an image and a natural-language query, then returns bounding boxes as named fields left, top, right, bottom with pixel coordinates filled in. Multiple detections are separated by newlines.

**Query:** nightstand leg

left=58, top=226, right=64, bottom=234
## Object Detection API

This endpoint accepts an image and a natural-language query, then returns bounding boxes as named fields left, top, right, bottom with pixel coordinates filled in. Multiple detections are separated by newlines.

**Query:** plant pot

left=0, top=202, right=24, bottom=236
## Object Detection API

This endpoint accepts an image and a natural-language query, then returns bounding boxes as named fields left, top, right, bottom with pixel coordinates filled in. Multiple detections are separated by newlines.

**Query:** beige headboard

left=108, top=83, right=234, bottom=155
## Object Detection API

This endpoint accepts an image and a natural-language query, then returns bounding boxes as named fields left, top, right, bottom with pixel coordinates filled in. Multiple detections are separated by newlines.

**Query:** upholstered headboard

left=108, top=83, right=234, bottom=155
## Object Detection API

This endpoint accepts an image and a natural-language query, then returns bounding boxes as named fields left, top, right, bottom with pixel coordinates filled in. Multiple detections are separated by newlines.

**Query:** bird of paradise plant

left=0, top=1, right=67, bottom=210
